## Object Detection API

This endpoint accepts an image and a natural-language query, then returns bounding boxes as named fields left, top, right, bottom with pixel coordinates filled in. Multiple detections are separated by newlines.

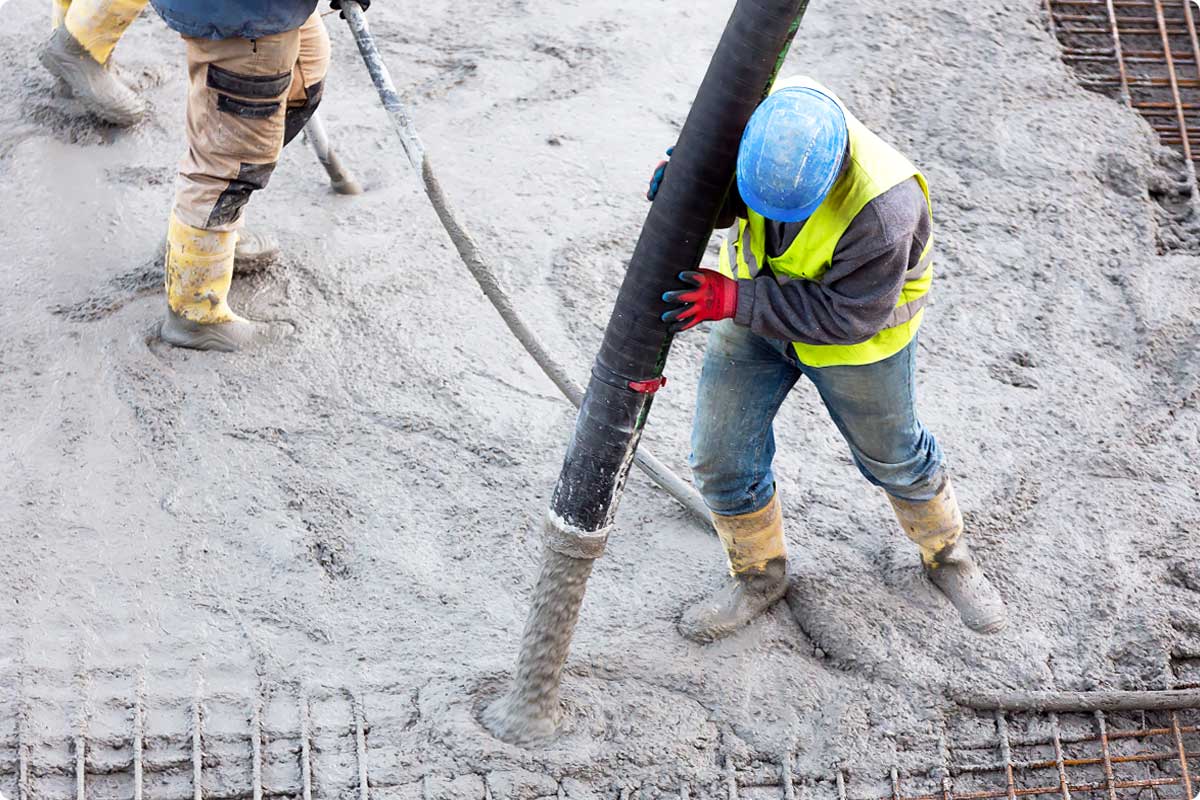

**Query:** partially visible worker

left=38, top=0, right=304, bottom=270
left=147, top=0, right=362, bottom=351
left=40, top=0, right=149, bottom=126
left=652, top=76, right=1008, bottom=642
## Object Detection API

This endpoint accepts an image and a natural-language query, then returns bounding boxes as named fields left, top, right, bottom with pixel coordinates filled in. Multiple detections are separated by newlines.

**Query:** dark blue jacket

left=151, top=0, right=319, bottom=40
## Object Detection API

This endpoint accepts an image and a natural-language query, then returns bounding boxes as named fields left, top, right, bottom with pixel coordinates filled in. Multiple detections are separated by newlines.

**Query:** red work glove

left=661, top=269, right=738, bottom=333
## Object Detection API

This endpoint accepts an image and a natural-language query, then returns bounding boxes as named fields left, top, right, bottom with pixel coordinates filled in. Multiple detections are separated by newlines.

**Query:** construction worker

left=38, top=1, right=309, bottom=271
left=40, top=0, right=149, bottom=126
left=652, top=76, right=1008, bottom=642
left=147, top=0, right=360, bottom=351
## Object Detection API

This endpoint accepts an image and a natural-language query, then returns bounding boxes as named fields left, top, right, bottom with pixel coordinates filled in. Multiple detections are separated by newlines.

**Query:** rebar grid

left=932, top=709, right=1199, bottom=800
left=1048, top=0, right=1200, bottom=180
left=1, top=688, right=1196, bottom=800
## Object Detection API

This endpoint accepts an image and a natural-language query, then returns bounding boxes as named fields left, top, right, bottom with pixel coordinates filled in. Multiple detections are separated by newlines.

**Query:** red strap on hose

left=628, top=376, right=667, bottom=394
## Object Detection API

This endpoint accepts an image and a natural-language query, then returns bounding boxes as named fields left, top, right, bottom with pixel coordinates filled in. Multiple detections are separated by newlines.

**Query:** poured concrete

left=0, top=0, right=1198, bottom=796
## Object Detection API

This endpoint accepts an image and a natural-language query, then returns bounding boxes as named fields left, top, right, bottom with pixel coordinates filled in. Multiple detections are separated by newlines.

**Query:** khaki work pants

left=173, top=12, right=331, bottom=232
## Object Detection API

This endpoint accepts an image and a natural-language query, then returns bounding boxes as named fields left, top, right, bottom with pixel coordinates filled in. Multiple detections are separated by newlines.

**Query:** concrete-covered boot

left=888, top=479, right=1008, bottom=635
left=161, top=214, right=257, bottom=352
left=679, top=493, right=789, bottom=643
left=38, top=26, right=145, bottom=126
left=234, top=227, right=281, bottom=273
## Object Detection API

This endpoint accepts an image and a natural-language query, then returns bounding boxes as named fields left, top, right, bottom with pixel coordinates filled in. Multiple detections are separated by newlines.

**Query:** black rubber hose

left=486, top=0, right=810, bottom=747
left=551, top=0, right=809, bottom=532
left=601, top=3, right=807, bottom=376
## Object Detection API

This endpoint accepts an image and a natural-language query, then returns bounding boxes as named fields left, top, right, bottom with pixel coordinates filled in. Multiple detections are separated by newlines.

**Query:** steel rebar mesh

left=939, top=709, right=1199, bottom=800
left=1046, top=0, right=1200, bottom=179
left=1, top=682, right=1196, bottom=799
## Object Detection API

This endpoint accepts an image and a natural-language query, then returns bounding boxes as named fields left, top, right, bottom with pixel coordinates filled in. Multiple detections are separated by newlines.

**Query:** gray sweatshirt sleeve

left=732, top=177, right=931, bottom=346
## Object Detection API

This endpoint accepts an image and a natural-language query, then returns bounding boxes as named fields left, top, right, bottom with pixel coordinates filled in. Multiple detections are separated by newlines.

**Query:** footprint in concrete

left=53, top=258, right=162, bottom=322
left=988, top=350, right=1039, bottom=389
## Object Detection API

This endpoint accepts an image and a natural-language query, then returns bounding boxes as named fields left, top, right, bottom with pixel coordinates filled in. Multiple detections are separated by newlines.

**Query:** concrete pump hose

left=338, top=1, right=715, bottom=534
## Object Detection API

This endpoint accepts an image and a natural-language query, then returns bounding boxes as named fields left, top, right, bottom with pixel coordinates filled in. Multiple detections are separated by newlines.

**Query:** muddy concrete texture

left=1, top=0, right=1199, bottom=797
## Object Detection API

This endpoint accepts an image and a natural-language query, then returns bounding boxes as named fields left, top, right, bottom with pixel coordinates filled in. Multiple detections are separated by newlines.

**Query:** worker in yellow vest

left=652, top=77, right=1007, bottom=641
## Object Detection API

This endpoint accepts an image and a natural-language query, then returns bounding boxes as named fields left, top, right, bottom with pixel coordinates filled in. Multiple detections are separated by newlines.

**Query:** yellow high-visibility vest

left=718, top=76, right=934, bottom=368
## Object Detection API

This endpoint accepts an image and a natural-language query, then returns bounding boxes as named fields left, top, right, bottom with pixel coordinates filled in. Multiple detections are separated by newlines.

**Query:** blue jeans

left=689, top=321, right=945, bottom=516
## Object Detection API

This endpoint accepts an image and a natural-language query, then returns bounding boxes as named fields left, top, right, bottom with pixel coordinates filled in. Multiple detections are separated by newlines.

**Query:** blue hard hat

left=736, top=86, right=849, bottom=223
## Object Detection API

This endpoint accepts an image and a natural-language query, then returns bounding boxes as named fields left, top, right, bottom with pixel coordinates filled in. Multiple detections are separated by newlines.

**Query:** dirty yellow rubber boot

left=65, top=0, right=146, bottom=63
left=161, top=215, right=257, bottom=352
left=155, top=225, right=280, bottom=276
left=39, top=0, right=147, bottom=126
left=889, top=480, right=1008, bottom=635
left=679, top=494, right=789, bottom=643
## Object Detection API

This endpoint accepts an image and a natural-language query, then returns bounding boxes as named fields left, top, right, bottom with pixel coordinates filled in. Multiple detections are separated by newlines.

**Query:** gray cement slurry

left=2, top=0, right=1199, bottom=793
left=483, top=548, right=596, bottom=746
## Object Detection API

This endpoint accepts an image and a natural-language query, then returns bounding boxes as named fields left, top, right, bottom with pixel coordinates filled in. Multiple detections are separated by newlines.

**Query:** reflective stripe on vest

left=885, top=292, right=928, bottom=329
left=903, top=246, right=934, bottom=283
left=739, top=222, right=761, bottom=278
left=730, top=76, right=935, bottom=369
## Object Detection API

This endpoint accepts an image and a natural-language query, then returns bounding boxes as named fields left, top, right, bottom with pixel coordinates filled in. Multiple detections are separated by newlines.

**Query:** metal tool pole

left=303, top=109, right=363, bottom=195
